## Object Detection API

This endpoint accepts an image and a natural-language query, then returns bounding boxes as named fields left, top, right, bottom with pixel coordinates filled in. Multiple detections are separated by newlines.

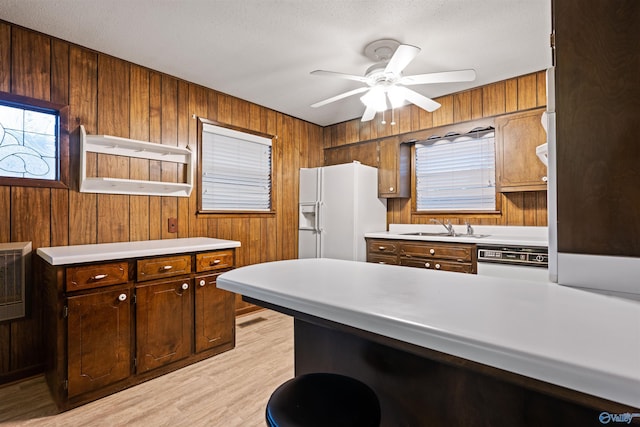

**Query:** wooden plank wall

left=323, top=71, right=549, bottom=228
left=0, top=22, right=323, bottom=383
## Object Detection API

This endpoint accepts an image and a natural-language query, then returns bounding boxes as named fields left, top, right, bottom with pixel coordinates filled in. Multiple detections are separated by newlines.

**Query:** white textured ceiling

left=0, top=0, right=551, bottom=126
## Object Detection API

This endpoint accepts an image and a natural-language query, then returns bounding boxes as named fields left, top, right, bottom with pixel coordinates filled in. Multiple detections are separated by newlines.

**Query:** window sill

left=412, top=209, right=502, bottom=216
left=0, top=177, right=69, bottom=189
left=196, top=210, right=276, bottom=218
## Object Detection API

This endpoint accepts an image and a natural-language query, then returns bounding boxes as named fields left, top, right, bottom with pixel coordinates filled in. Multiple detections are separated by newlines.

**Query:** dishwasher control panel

left=478, top=246, right=548, bottom=267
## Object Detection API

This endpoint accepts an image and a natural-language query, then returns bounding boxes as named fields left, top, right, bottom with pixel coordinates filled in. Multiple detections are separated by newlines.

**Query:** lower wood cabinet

left=38, top=247, right=236, bottom=411
left=66, top=288, right=132, bottom=398
left=136, top=278, right=193, bottom=373
left=366, top=237, right=477, bottom=274
left=195, top=273, right=235, bottom=353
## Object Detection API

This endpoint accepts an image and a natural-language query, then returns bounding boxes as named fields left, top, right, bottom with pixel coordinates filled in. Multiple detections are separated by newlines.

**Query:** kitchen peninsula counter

left=217, top=258, right=640, bottom=424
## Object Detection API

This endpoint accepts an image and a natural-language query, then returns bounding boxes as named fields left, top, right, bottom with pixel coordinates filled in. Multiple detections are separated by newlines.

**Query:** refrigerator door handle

left=316, top=201, right=322, bottom=232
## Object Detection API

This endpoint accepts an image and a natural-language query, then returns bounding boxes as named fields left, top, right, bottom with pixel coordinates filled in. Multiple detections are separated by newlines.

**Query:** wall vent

left=0, top=242, right=31, bottom=322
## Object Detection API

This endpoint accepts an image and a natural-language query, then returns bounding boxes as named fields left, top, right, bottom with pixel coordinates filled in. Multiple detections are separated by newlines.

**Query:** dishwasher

left=477, top=245, right=549, bottom=282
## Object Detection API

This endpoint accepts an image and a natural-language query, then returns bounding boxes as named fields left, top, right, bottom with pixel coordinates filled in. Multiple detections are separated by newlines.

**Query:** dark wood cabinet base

left=244, top=298, right=639, bottom=426
left=294, top=318, right=639, bottom=426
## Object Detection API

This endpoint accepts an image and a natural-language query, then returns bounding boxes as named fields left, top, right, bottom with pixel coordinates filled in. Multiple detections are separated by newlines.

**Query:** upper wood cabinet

left=495, top=108, right=548, bottom=192
left=378, top=137, right=410, bottom=198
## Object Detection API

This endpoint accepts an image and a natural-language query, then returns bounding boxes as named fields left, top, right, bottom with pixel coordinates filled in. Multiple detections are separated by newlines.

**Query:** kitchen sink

left=400, top=232, right=451, bottom=236
left=400, top=232, right=489, bottom=238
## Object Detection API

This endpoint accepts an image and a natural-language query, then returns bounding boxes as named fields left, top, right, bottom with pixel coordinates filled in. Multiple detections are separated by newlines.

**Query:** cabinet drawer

left=196, top=250, right=234, bottom=272
left=137, top=255, right=192, bottom=282
left=400, top=257, right=476, bottom=274
left=400, top=242, right=473, bottom=262
left=367, top=240, right=399, bottom=255
left=66, top=262, right=129, bottom=292
left=368, top=253, right=398, bottom=265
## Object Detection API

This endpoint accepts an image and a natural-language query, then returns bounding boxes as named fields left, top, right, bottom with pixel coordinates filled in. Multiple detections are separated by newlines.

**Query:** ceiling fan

left=310, top=39, right=477, bottom=122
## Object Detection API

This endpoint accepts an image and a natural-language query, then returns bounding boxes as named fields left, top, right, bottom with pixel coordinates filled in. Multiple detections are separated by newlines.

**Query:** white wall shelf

left=79, top=125, right=193, bottom=197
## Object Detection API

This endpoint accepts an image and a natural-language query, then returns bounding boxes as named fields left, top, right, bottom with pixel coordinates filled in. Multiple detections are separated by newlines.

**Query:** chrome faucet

left=465, top=221, right=474, bottom=236
left=430, top=218, right=455, bottom=236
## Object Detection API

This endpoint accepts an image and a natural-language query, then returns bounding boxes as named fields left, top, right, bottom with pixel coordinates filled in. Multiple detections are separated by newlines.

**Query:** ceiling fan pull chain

left=391, top=108, right=396, bottom=126
left=381, top=109, right=386, bottom=125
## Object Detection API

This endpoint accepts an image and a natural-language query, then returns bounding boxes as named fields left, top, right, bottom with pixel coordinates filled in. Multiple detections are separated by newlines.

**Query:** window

left=199, top=121, right=273, bottom=212
left=0, top=92, right=68, bottom=188
left=415, top=129, right=496, bottom=211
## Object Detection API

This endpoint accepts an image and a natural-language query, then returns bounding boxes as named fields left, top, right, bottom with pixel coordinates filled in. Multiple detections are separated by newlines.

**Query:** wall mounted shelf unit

left=79, top=125, right=193, bottom=197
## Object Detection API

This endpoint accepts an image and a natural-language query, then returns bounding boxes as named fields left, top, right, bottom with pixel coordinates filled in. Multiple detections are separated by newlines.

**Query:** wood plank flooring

left=0, top=309, right=293, bottom=427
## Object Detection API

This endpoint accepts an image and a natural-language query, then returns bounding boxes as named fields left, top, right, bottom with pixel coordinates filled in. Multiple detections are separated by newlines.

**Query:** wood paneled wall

left=0, top=22, right=323, bottom=383
left=323, top=71, right=549, bottom=228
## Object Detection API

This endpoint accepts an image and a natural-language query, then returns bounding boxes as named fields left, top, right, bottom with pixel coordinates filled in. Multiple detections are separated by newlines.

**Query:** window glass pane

left=415, top=131, right=496, bottom=211
left=201, top=123, right=272, bottom=211
left=0, top=102, right=58, bottom=180
left=0, top=105, right=24, bottom=130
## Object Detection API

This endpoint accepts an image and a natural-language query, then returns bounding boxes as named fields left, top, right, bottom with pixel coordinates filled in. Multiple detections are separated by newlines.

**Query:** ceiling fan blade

left=311, top=70, right=370, bottom=83
left=384, top=44, right=421, bottom=76
left=399, top=69, right=477, bottom=86
left=397, top=86, right=441, bottom=112
left=361, top=104, right=377, bottom=122
left=310, top=86, right=369, bottom=108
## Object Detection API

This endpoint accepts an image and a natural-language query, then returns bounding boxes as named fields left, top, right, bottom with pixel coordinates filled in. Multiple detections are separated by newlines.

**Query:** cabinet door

left=136, top=278, right=192, bottom=373
left=67, top=288, right=131, bottom=397
left=378, top=137, right=410, bottom=198
left=496, top=108, right=548, bottom=192
left=194, top=273, right=235, bottom=353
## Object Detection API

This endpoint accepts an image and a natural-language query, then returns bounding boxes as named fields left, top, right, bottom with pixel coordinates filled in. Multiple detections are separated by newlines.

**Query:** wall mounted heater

left=0, top=242, right=31, bottom=322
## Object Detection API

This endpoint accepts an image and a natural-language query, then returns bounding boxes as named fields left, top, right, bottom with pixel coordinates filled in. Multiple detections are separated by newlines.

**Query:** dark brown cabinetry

left=553, top=0, right=640, bottom=257
left=136, top=278, right=193, bottom=373
left=378, top=137, right=410, bottom=198
left=495, top=108, right=547, bottom=192
left=38, top=247, right=236, bottom=411
left=366, top=238, right=477, bottom=274
left=66, top=288, right=132, bottom=398
left=195, top=273, right=235, bottom=353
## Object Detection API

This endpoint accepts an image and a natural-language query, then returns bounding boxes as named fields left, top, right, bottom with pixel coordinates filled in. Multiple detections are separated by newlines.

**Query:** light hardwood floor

left=0, top=309, right=294, bottom=427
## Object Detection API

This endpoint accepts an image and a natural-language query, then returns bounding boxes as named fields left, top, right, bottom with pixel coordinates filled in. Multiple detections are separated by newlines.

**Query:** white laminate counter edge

left=367, top=225, right=549, bottom=247
left=217, top=259, right=640, bottom=408
left=37, top=237, right=241, bottom=265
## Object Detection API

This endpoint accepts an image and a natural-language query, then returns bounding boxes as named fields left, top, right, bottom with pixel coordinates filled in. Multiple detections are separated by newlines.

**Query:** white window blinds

left=415, top=131, right=496, bottom=211
left=201, top=123, right=272, bottom=211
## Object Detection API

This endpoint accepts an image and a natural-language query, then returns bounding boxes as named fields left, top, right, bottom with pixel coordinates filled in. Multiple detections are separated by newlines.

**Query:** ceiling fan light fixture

left=387, top=85, right=405, bottom=109
left=360, top=86, right=387, bottom=112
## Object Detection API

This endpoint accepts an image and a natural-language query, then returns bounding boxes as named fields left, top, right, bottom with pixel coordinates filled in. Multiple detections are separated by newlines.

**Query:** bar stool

left=265, top=372, right=380, bottom=427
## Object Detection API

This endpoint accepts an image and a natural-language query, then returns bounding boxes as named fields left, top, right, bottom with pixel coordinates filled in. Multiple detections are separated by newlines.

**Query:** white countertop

left=37, top=237, right=241, bottom=265
left=217, top=258, right=640, bottom=408
left=366, top=224, right=549, bottom=247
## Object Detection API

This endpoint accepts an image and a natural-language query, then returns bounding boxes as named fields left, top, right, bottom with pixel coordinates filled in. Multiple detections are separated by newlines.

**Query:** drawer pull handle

left=92, top=274, right=108, bottom=280
left=425, top=262, right=430, bottom=268
left=118, top=293, right=127, bottom=302
left=199, top=279, right=206, bottom=287
left=211, top=259, right=221, bottom=265
left=162, top=265, right=173, bottom=271
left=429, top=249, right=435, bottom=255
left=378, top=246, right=386, bottom=251
left=435, top=263, right=441, bottom=270
left=181, top=283, right=189, bottom=290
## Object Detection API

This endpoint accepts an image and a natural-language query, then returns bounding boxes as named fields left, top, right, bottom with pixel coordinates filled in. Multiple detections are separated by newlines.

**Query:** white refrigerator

left=298, top=162, right=387, bottom=262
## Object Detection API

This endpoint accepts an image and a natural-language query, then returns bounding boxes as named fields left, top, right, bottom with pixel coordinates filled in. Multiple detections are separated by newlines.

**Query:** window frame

left=0, top=91, right=69, bottom=189
left=196, top=118, right=276, bottom=216
left=410, top=119, right=501, bottom=216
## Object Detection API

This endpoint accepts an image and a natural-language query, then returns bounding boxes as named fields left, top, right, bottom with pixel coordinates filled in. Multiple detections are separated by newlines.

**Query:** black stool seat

left=266, top=372, right=380, bottom=427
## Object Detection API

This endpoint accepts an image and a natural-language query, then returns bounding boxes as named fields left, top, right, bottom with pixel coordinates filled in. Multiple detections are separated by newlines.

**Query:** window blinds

left=415, top=131, right=496, bottom=211
left=201, top=123, right=272, bottom=211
